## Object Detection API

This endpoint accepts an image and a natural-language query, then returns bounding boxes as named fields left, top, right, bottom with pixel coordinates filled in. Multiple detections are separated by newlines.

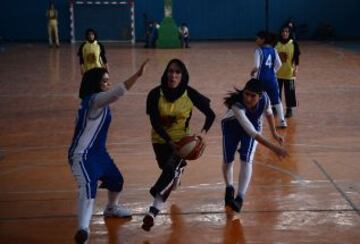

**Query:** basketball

left=176, top=135, right=206, bottom=160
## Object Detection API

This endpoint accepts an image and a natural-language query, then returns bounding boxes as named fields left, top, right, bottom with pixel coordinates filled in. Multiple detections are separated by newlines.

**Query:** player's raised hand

left=137, top=59, right=149, bottom=77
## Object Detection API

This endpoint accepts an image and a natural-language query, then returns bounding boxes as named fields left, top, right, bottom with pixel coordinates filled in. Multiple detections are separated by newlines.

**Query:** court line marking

left=0, top=208, right=356, bottom=222
left=0, top=179, right=354, bottom=197
left=255, top=161, right=304, bottom=181
left=313, top=159, right=360, bottom=216
left=1, top=141, right=360, bottom=153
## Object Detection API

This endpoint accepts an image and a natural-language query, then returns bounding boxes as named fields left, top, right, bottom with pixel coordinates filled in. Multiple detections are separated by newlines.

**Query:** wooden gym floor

left=0, top=41, right=360, bottom=243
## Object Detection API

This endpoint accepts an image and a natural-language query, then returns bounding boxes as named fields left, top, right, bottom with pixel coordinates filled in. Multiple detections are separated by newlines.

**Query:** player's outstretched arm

left=93, top=59, right=149, bottom=109
left=265, top=112, right=284, bottom=144
left=255, top=133, right=288, bottom=158
left=124, top=59, right=149, bottom=90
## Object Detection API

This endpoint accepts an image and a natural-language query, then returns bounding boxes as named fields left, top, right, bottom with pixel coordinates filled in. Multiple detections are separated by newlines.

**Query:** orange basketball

left=176, top=135, right=206, bottom=160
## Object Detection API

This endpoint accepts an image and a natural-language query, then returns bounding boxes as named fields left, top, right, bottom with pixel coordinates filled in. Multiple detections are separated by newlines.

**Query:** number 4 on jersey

left=265, top=55, right=273, bottom=68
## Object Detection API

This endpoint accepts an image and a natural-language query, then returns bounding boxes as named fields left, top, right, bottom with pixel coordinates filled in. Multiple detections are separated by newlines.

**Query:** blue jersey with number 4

left=256, top=46, right=277, bottom=83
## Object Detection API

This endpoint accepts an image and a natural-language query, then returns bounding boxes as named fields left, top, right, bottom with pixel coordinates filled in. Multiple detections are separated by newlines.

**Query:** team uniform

left=254, top=45, right=286, bottom=127
left=146, top=86, right=215, bottom=200
left=68, top=93, right=124, bottom=200
left=222, top=90, right=273, bottom=212
left=276, top=39, right=300, bottom=115
left=68, top=82, right=131, bottom=243
left=222, top=91, right=271, bottom=165
left=47, top=8, right=59, bottom=47
left=78, top=41, right=107, bottom=73
left=254, top=46, right=281, bottom=105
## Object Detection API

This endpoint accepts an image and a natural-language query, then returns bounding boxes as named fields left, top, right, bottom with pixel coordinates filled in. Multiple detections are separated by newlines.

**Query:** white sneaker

left=103, top=205, right=132, bottom=218
left=278, top=120, right=287, bottom=129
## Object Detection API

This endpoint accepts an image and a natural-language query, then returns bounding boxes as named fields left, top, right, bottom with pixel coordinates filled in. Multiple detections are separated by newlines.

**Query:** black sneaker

left=224, top=186, right=235, bottom=207
left=229, top=196, right=243, bottom=213
left=141, top=214, right=154, bottom=231
left=228, top=200, right=240, bottom=212
left=234, top=196, right=244, bottom=213
left=74, top=229, right=88, bottom=244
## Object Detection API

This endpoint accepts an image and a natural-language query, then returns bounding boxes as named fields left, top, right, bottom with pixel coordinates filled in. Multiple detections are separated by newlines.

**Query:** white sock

left=275, top=103, right=285, bottom=122
left=106, top=191, right=120, bottom=209
left=152, top=194, right=165, bottom=212
left=77, top=197, right=95, bottom=230
left=223, top=162, right=234, bottom=186
left=237, top=160, right=253, bottom=199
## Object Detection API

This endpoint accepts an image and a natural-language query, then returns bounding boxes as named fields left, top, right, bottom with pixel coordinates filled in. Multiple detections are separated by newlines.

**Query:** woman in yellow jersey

left=46, top=2, right=59, bottom=48
left=78, top=28, right=109, bottom=75
left=275, top=25, right=301, bottom=118
left=142, top=59, right=216, bottom=231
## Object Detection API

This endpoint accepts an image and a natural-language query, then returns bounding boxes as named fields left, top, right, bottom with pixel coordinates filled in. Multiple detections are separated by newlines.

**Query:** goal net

left=70, top=1, right=135, bottom=43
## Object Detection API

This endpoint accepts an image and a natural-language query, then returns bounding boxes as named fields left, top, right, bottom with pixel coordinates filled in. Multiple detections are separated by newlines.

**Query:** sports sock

left=151, top=193, right=165, bottom=213
left=274, top=103, right=285, bottom=122
left=106, top=191, right=121, bottom=209
left=223, top=162, right=234, bottom=186
left=77, top=197, right=95, bottom=230
left=237, top=160, right=253, bottom=199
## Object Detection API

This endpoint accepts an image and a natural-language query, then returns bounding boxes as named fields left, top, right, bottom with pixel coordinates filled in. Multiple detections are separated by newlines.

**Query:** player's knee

left=223, top=154, right=235, bottom=164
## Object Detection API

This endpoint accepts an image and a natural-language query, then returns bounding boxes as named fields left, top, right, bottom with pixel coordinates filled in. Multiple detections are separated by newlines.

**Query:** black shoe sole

left=226, top=197, right=243, bottom=213
left=74, top=229, right=88, bottom=244
left=229, top=200, right=241, bottom=212
left=141, top=215, right=154, bottom=231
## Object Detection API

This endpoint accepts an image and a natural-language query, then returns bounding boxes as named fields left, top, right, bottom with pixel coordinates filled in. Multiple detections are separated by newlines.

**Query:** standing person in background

left=222, top=78, right=288, bottom=213
left=142, top=58, right=215, bottom=232
left=250, top=31, right=286, bottom=128
left=285, top=17, right=296, bottom=40
left=78, top=28, right=109, bottom=75
left=150, top=21, right=160, bottom=48
left=275, top=25, right=301, bottom=118
left=143, top=13, right=151, bottom=48
left=46, top=2, right=60, bottom=48
left=178, top=23, right=190, bottom=48
left=69, top=60, right=148, bottom=244
left=144, top=21, right=159, bottom=48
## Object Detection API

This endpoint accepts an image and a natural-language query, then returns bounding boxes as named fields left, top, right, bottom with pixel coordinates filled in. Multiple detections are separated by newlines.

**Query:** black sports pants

left=278, top=78, right=297, bottom=108
left=150, top=143, right=186, bottom=201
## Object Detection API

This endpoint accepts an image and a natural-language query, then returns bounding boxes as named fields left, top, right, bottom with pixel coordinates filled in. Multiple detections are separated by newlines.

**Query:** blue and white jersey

left=223, top=91, right=271, bottom=136
left=254, top=46, right=282, bottom=105
left=68, top=94, right=112, bottom=158
left=222, top=91, right=271, bottom=163
left=255, top=46, right=278, bottom=83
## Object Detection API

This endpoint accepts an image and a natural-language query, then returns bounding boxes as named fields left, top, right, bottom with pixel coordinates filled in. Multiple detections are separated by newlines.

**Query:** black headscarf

left=85, top=28, right=97, bottom=43
left=279, top=25, right=293, bottom=44
left=160, top=59, right=189, bottom=102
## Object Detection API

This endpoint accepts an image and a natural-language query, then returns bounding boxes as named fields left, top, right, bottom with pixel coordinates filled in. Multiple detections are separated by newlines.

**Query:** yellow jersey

left=151, top=90, right=193, bottom=143
left=276, top=40, right=295, bottom=80
left=80, top=41, right=103, bottom=72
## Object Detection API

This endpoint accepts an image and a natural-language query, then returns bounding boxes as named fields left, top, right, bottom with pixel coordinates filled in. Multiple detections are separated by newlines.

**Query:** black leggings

left=150, top=143, right=187, bottom=201
left=278, top=78, right=297, bottom=108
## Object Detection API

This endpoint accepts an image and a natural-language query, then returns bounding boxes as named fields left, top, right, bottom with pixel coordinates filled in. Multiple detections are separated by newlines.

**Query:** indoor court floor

left=0, top=41, right=360, bottom=243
